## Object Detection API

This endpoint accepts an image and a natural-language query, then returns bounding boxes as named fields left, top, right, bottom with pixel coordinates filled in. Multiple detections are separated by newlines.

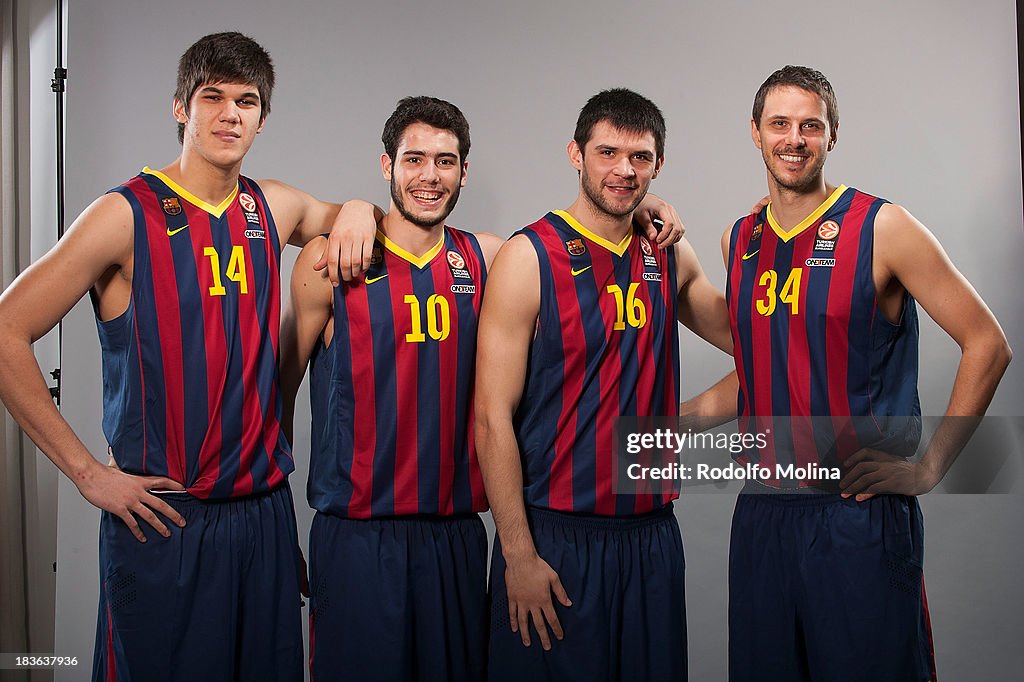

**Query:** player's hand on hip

left=77, top=463, right=186, bottom=542
left=634, top=192, right=685, bottom=249
left=504, top=553, right=572, bottom=650
left=840, top=448, right=937, bottom=501
left=316, top=200, right=377, bottom=284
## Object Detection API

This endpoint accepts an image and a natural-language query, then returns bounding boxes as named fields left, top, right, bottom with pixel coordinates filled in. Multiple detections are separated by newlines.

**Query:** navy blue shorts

left=308, top=512, right=488, bottom=682
left=729, top=485, right=937, bottom=681
left=92, top=484, right=304, bottom=682
left=489, top=505, right=687, bottom=682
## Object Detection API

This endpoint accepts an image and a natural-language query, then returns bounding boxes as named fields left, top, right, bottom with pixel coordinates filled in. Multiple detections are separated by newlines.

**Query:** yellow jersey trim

left=142, top=167, right=239, bottom=218
left=766, top=184, right=848, bottom=242
left=553, top=210, right=632, bottom=257
left=376, top=229, right=444, bottom=269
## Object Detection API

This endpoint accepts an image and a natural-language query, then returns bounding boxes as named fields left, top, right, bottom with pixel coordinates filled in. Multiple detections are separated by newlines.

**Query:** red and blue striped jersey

left=515, top=211, right=680, bottom=516
left=727, top=185, right=921, bottom=487
left=97, top=168, right=292, bottom=499
left=308, top=227, right=488, bottom=518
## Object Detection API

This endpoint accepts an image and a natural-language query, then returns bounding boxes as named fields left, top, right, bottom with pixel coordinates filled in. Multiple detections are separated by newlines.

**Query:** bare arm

left=674, top=237, right=733, bottom=354
left=0, top=194, right=185, bottom=541
left=676, top=228, right=739, bottom=426
left=260, top=178, right=382, bottom=285
left=841, top=204, right=1012, bottom=498
left=475, top=234, right=570, bottom=650
left=474, top=232, right=506, bottom=269
left=279, top=237, right=335, bottom=445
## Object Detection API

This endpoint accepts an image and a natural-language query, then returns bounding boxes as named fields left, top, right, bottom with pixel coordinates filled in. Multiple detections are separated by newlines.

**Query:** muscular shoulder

left=68, top=191, right=135, bottom=266
left=254, top=178, right=298, bottom=216
left=473, top=232, right=506, bottom=269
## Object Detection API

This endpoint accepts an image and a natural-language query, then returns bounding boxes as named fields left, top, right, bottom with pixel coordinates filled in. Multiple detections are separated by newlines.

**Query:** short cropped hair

left=752, top=65, right=839, bottom=131
left=573, top=88, right=666, bottom=159
left=174, top=32, right=275, bottom=144
left=381, top=96, right=471, bottom=164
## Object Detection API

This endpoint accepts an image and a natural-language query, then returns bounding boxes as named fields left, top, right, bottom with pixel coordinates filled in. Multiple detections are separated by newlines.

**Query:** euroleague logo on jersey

left=238, top=193, right=257, bottom=212
left=640, top=238, right=653, bottom=256
left=239, top=193, right=261, bottom=225
left=817, top=221, right=840, bottom=240
left=815, top=220, right=839, bottom=251
left=447, top=250, right=472, bottom=280
left=446, top=250, right=466, bottom=269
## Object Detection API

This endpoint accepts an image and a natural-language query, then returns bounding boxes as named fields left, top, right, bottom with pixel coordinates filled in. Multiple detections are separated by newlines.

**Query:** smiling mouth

left=778, top=152, right=808, bottom=164
left=410, top=189, right=443, bottom=204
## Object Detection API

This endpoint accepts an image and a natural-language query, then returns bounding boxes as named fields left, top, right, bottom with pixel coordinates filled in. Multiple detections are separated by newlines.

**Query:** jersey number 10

left=404, top=294, right=451, bottom=343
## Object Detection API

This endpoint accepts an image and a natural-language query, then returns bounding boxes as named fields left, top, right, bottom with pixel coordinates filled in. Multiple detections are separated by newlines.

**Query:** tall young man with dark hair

left=476, top=88, right=732, bottom=681
left=280, top=96, right=503, bottom=681
left=0, top=32, right=377, bottom=680
left=723, top=65, right=1011, bottom=681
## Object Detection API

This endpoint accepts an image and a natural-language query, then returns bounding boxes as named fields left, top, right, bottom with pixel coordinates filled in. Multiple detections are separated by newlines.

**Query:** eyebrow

left=402, top=150, right=459, bottom=159
left=198, top=85, right=261, bottom=101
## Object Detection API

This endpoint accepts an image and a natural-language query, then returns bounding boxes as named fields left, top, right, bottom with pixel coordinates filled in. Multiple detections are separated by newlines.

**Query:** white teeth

left=411, top=191, right=441, bottom=201
left=780, top=154, right=805, bottom=163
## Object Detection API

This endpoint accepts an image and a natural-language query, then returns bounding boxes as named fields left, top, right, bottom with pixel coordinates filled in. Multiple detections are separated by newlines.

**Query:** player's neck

left=160, top=153, right=241, bottom=207
left=379, top=211, right=444, bottom=258
left=564, top=195, right=633, bottom=245
left=767, top=177, right=836, bottom=231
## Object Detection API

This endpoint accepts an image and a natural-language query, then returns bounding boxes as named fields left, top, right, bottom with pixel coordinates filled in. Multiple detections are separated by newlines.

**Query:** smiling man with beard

left=722, top=65, right=1012, bottom=681
left=280, top=96, right=504, bottom=681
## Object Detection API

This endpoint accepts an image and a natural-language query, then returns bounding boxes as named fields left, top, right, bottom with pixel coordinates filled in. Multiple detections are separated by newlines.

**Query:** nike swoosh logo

left=166, top=225, right=189, bottom=237
left=365, top=273, right=389, bottom=284
left=571, top=266, right=592, bottom=276
left=741, top=250, right=760, bottom=260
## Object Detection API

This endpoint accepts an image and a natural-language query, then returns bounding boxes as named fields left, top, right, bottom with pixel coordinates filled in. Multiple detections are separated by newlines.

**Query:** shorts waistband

left=526, top=504, right=674, bottom=531
left=318, top=511, right=481, bottom=524
left=740, top=479, right=847, bottom=506
left=154, top=484, right=291, bottom=510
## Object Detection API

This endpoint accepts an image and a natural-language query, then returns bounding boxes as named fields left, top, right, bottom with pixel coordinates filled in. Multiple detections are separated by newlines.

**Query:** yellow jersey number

left=755, top=268, right=802, bottom=316
left=404, top=294, right=451, bottom=343
left=606, top=283, right=647, bottom=330
left=203, top=245, right=248, bottom=296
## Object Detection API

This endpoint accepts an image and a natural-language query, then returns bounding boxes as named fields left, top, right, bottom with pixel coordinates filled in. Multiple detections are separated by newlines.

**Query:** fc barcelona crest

left=370, top=246, right=383, bottom=265
left=565, top=239, right=587, bottom=256
left=161, top=197, right=182, bottom=216
left=751, top=223, right=763, bottom=240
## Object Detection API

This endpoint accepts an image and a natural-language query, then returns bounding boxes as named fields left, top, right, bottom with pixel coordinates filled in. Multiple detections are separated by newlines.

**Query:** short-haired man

left=476, top=88, right=732, bottom=681
left=0, top=32, right=377, bottom=680
left=280, top=95, right=504, bottom=682
left=723, top=65, right=1011, bottom=681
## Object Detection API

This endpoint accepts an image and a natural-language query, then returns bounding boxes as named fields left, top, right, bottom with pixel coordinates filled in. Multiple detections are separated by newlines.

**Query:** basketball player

left=280, top=96, right=503, bottom=681
left=723, top=65, right=1012, bottom=681
left=476, top=88, right=732, bottom=681
left=0, top=32, right=380, bottom=681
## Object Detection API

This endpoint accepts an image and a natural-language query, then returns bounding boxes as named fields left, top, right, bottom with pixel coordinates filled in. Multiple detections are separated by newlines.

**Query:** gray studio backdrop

left=50, top=0, right=1022, bottom=679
